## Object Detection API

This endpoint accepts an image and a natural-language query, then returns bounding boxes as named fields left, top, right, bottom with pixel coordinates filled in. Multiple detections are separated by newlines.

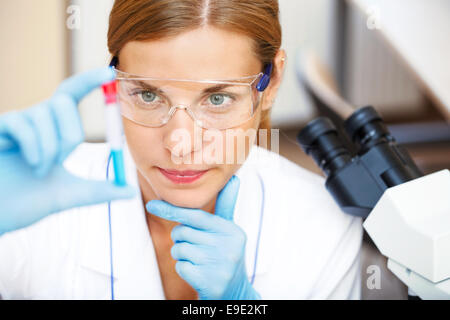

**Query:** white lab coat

left=0, top=142, right=362, bottom=300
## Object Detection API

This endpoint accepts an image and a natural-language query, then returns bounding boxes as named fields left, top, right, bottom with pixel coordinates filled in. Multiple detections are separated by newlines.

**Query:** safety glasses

left=110, top=58, right=272, bottom=130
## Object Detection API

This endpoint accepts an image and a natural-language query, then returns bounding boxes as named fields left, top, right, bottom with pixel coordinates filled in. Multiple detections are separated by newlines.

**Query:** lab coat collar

left=78, top=143, right=270, bottom=298
left=234, top=147, right=272, bottom=279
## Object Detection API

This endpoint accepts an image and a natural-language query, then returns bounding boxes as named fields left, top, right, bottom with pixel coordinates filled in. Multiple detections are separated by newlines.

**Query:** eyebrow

left=202, top=84, right=234, bottom=94
left=127, top=80, right=234, bottom=95
left=128, top=80, right=166, bottom=94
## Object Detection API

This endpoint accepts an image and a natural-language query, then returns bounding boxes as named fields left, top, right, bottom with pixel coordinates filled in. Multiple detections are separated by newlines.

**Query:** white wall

left=0, top=0, right=68, bottom=113
left=274, top=0, right=336, bottom=128
left=70, top=0, right=114, bottom=141
left=343, top=1, right=426, bottom=118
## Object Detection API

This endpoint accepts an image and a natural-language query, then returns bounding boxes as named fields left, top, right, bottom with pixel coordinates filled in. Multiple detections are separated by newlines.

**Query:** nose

left=163, top=108, right=202, bottom=161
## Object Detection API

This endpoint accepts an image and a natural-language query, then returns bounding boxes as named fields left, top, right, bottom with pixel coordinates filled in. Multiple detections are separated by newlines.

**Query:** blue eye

left=209, top=94, right=226, bottom=105
left=140, top=91, right=156, bottom=103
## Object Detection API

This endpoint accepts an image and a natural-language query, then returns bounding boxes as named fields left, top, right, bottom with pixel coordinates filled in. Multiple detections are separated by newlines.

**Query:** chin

left=149, top=167, right=226, bottom=210
left=142, top=166, right=230, bottom=211
left=157, top=186, right=216, bottom=210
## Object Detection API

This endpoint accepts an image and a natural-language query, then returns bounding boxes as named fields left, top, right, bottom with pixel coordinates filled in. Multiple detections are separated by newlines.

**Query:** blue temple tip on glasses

left=109, top=56, right=119, bottom=67
left=256, top=63, right=273, bottom=92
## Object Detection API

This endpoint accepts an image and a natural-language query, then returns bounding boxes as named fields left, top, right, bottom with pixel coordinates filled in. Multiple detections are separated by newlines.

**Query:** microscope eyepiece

left=297, top=117, right=351, bottom=176
left=297, top=117, right=335, bottom=145
left=297, top=105, right=423, bottom=217
left=344, top=106, right=392, bottom=153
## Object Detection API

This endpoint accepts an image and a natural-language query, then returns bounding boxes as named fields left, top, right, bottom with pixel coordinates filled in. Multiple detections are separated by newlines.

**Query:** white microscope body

left=364, top=169, right=450, bottom=299
left=296, top=105, right=450, bottom=299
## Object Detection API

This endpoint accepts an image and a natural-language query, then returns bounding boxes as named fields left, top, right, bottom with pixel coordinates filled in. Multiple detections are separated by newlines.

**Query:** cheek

left=201, top=109, right=261, bottom=177
left=223, top=109, right=261, bottom=165
left=122, top=118, right=163, bottom=168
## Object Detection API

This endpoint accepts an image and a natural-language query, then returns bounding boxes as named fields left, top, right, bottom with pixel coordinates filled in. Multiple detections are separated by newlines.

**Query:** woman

left=0, top=0, right=362, bottom=299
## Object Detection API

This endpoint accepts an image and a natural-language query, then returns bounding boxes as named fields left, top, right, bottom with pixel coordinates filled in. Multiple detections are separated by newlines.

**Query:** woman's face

left=119, top=26, right=282, bottom=212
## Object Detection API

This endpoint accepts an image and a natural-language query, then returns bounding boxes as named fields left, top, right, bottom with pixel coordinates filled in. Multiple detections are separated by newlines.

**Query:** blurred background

left=1, top=0, right=449, bottom=299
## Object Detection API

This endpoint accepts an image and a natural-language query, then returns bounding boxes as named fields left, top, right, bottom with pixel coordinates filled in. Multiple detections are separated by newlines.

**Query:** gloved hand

left=146, top=175, right=261, bottom=300
left=0, top=67, right=135, bottom=236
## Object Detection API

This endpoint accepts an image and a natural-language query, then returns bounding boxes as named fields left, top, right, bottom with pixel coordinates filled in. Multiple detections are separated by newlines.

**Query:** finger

left=214, top=175, right=240, bottom=221
left=0, top=111, right=40, bottom=166
left=25, top=104, right=59, bottom=177
left=171, top=224, right=216, bottom=245
left=147, top=200, right=225, bottom=231
left=171, top=242, right=210, bottom=265
left=0, top=136, right=13, bottom=151
left=56, top=67, right=115, bottom=104
left=175, top=260, right=199, bottom=284
left=49, top=93, right=84, bottom=163
left=57, top=172, right=137, bottom=210
left=74, top=181, right=136, bottom=206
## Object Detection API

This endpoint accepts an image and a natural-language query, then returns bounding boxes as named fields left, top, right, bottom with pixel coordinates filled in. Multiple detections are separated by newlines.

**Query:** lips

left=158, top=167, right=209, bottom=184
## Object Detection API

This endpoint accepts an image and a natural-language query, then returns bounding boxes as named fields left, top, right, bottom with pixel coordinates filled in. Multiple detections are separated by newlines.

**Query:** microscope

left=297, top=106, right=450, bottom=299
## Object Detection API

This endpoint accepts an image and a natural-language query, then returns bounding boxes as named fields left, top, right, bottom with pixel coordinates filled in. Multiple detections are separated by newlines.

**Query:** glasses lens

left=118, top=79, right=172, bottom=126
left=117, top=76, right=261, bottom=129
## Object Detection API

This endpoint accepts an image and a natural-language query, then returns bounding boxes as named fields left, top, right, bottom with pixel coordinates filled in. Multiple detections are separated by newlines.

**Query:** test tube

left=101, top=80, right=126, bottom=186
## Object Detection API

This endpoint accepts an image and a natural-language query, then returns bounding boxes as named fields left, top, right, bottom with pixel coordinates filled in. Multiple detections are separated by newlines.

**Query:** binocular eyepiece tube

left=297, top=106, right=423, bottom=218
left=297, top=117, right=351, bottom=176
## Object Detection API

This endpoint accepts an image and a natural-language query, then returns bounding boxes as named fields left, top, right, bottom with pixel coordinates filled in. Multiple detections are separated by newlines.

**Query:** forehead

left=119, top=26, right=262, bottom=80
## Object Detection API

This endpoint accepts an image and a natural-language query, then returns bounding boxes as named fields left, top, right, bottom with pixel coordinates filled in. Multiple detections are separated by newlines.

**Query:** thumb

left=55, top=67, right=115, bottom=104
left=64, top=178, right=137, bottom=209
left=214, top=175, right=240, bottom=221
left=0, top=135, right=14, bottom=151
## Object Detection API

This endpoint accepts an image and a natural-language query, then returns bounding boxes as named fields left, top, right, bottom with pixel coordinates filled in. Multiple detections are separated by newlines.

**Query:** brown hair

left=107, top=0, right=282, bottom=133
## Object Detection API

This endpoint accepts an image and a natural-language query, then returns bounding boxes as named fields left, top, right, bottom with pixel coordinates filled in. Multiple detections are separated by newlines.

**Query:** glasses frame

left=109, top=58, right=273, bottom=129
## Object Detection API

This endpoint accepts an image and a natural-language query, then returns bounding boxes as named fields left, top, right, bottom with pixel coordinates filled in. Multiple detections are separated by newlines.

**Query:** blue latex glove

left=0, top=67, right=135, bottom=236
left=146, top=176, right=261, bottom=300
